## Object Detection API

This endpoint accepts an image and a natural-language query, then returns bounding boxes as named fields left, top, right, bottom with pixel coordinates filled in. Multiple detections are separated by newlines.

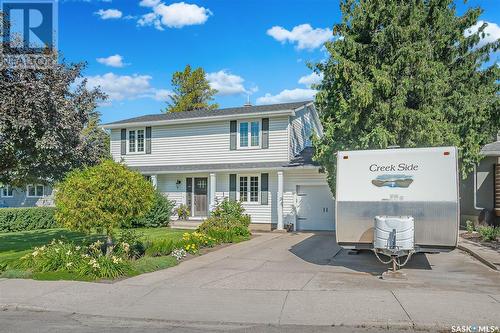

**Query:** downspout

left=473, top=164, right=484, bottom=210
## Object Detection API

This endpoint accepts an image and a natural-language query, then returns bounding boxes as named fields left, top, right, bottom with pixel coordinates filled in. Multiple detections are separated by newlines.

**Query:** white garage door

left=296, top=185, right=335, bottom=231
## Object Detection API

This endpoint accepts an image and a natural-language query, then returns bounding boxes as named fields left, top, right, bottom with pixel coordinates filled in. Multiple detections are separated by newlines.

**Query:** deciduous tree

left=55, top=160, right=155, bottom=254
left=0, top=53, right=109, bottom=186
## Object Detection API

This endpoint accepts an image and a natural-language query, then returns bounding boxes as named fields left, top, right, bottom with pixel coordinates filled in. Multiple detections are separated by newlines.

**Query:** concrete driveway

left=1, top=232, right=499, bottom=331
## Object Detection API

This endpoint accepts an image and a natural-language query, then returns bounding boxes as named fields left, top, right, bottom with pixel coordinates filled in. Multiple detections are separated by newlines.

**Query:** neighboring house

left=460, top=137, right=500, bottom=225
left=103, top=101, right=335, bottom=231
left=0, top=184, right=54, bottom=208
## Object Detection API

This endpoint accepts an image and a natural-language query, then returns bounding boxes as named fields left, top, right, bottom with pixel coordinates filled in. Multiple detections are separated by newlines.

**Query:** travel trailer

left=335, top=147, right=460, bottom=266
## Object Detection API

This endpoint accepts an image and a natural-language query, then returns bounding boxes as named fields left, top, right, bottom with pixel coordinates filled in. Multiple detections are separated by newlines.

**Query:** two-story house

left=103, top=101, right=335, bottom=231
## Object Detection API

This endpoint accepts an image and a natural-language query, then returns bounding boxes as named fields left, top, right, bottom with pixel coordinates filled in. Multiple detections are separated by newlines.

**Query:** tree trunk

left=105, top=235, right=113, bottom=256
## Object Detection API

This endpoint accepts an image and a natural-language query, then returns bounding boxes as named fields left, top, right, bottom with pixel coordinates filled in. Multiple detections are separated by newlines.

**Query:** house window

left=128, top=129, right=145, bottom=153
left=239, top=123, right=248, bottom=147
left=129, top=131, right=136, bottom=152
left=239, top=175, right=259, bottom=203
left=1, top=185, right=13, bottom=197
left=26, top=184, right=44, bottom=197
left=238, top=120, right=260, bottom=148
left=137, top=129, right=145, bottom=152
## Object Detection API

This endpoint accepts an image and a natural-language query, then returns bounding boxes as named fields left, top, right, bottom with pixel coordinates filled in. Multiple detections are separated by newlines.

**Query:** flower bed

left=461, top=221, right=500, bottom=251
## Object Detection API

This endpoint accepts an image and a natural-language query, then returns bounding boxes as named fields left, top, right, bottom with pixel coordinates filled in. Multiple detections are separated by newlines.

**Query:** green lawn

left=0, top=227, right=191, bottom=279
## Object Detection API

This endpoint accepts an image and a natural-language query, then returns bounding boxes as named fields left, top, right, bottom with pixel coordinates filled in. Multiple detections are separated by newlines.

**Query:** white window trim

left=127, top=128, right=146, bottom=155
left=237, top=119, right=262, bottom=150
left=1, top=185, right=13, bottom=198
left=26, top=184, right=45, bottom=198
left=237, top=174, right=260, bottom=204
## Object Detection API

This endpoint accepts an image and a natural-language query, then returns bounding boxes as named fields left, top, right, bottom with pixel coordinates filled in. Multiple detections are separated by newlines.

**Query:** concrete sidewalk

left=458, top=236, right=500, bottom=271
left=1, top=232, right=499, bottom=331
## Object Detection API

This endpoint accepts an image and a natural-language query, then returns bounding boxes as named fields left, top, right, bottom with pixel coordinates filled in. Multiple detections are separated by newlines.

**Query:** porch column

left=151, top=175, right=158, bottom=189
left=209, top=173, right=216, bottom=212
left=277, top=171, right=284, bottom=230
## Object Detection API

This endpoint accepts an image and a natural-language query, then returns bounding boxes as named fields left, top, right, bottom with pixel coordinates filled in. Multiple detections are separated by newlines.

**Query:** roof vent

left=243, top=95, right=252, bottom=107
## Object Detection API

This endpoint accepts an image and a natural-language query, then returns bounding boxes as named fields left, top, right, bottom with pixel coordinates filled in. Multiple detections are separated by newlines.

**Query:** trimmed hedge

left=0, top=207, right=57, bottom=232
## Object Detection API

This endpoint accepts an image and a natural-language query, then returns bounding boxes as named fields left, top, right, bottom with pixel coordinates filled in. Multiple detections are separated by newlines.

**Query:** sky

left=53, top=0, right=500, bottom=123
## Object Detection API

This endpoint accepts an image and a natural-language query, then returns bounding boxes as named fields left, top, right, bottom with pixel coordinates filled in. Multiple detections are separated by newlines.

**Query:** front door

left=193, top=177, right=208, bottom=216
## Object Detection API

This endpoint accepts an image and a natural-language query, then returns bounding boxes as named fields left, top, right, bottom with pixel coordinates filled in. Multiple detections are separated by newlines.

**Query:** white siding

left=156, top=168, right=330, bottom=227
left=110, top=116, right=289, bottom=166
left=289, top=106, right=323, bottom=158
left=283, top=169, right=331, bottom=226
left=156, top=171, right=279, bottom=225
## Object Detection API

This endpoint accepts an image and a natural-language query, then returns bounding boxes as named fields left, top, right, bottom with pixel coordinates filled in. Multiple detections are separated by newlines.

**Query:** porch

left=147, top=170, right=286, bottom=231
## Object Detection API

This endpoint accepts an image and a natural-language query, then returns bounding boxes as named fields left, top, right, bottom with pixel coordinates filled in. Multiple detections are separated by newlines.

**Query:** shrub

left=55, top=160, right=156, bottom=254
left=176, top=204, right=190, bottom=220
left=0, top=207, right=57, bottom=232
left=115, top=229, right=145, bottom=259
left=131, top=191, right=175, bottom=228
left=466, top=220, right=475, bottom=233
left=211, top=199, right=246, bottom=219
left=477, top=226, right=500, bottom=242
left=197, top=199, right=251, bottom=242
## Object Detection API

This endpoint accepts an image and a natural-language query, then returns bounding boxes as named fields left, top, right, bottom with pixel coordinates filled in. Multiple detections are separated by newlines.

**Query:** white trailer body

left=335, top=146, right=459, bottom=252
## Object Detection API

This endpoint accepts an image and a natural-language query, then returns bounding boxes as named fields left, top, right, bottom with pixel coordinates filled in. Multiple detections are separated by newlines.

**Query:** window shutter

left=120, top=129, right=127, bottom=155
left=145, top=127, right=152, bottom=154
left=229, top=174, right=237, bottom=201
left=230, top=121, right=237, bottom=150
left=262, top=118, right=269, bottom=149
left=261, top=173, right=269, bottom=205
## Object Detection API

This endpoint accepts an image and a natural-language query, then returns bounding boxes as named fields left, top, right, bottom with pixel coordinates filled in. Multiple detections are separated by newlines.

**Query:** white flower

left=32, top=251, right=39, bottom=257
left=93, top=262, right=100, bottom=269
left=111, top=256, right=122, bottom=264
left=66, top=262, right=73, bottom=267
left=122, top=243, right=130, bottom=252
left=55, top=248, right=59, bottom=253
left=66, top=250, right=72, bottom=255
left=75, top=246, right=81, bottom=251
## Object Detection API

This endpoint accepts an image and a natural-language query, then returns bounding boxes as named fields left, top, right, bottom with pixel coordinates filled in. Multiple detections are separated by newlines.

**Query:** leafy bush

left=131, top=191, right=175, bottom=228
left=55, top=160, right=156, bottom=253
left=197, top=199, right=251, bottom=242
left=204, top=228, right=248, bottom=244
left=176, top=204, right=190, bottom=220
left=20, top=239, right=131, bottom=279
left=115, top=229, right=145, bottom=259
left=478, top=226, right=500, bottom=242
left=0, top=207, right=57, bottom=232
left=211, top=199, right=246, bottom=219
left=466, top=220, right=475, bottom=233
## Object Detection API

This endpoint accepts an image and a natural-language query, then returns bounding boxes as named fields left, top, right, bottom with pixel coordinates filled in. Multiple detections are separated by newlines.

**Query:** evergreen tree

left=165, top=65, right=218, bottom=113
left=313, top=0, right=499, bottom=190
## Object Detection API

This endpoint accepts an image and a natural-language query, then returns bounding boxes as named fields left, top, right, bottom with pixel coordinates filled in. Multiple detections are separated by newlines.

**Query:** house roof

left=481, top=140, right=500, bottom=156
left=103, top=101, right=312, bottom=128
left=132, top=148, right=320, bottom=174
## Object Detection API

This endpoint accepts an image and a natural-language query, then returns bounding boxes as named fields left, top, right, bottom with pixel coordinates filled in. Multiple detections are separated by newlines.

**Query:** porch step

left=170, top=220, right=203, bottom=230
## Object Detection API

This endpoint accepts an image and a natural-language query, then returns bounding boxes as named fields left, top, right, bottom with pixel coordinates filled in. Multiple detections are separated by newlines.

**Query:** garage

left=296, top=185, right=335, bottom=231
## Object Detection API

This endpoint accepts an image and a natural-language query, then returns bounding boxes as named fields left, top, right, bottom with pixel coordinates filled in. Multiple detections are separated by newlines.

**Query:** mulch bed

left=460, top=232, right=500, bottom=251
